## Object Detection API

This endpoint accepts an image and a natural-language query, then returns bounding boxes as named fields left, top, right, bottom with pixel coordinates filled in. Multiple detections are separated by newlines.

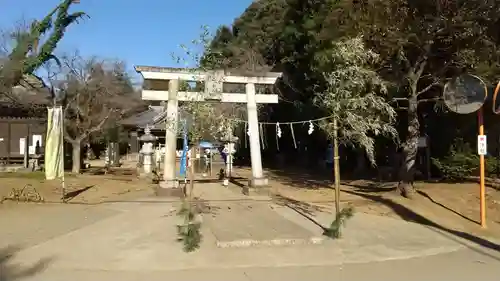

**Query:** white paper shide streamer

left=308, top=121, right=314, bottom=135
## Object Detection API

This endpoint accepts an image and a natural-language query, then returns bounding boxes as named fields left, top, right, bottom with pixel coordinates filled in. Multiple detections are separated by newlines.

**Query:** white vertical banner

left=45, top=106, right=64, bottom=180
left=19, top=138, right=25, bottom=154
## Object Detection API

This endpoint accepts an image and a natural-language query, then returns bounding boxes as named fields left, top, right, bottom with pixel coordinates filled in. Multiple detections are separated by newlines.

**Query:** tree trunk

left=71, top=141, right=82, bottom=174
left=398, top=93, right=419, bottom=198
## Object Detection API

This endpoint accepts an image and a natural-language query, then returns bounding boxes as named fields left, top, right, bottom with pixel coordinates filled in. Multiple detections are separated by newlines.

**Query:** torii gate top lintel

left=135, top=65, right=282, bottom=103
left=134, top=65, right=282, bottom=85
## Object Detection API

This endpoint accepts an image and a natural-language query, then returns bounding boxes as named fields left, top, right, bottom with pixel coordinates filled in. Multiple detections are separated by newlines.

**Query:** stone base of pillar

left=159, top=179, right=180, bottom=188
left=242, top=177, right=270, bottom=196
left=138, top=172, right=153, bottom=179
left=243, top=178, right=271, bottom=196
left=156, top=180, right=184, bottom=197
left=248, top=177, right=268, bottom=187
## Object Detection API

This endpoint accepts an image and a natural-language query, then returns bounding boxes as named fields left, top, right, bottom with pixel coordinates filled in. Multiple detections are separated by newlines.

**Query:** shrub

left=433, top=138, right=500, bottom=180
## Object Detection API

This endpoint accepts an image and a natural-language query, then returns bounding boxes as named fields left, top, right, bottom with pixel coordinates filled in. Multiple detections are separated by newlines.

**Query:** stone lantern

left=139, top=126, right=157, bottom=175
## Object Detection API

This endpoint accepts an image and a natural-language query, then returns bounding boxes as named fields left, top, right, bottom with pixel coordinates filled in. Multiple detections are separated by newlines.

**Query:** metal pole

left=425, top=136, right=431, bottom=180
left=497, top=134, right=500, bottom=178
left=24, top=133, right=29, bottom=168
left=478, top=107, right=486, bottom=228
left=210, top=148, right=213, bottom=177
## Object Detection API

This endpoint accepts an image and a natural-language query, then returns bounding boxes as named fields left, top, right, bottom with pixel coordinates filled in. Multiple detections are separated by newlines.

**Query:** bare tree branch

left=83, top=112, right=111, bottom=139
left=418, top=97, right=442, bottom=103
left=47, top=51, right=144, bottom=172
left=416, top=80, right=440, bottom=96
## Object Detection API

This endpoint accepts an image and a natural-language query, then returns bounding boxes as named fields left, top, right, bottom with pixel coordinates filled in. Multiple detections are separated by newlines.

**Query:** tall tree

left=49, top=53, right=141, bottom=173
left=203, top=0, right=500, bottom=190
left=0, top=0, right=86, bottom=103
left=316, top=36, right=398, bottom=215
left=316, top=36, right=398, bottom=164
left=351, top=0, right=500, bottom=197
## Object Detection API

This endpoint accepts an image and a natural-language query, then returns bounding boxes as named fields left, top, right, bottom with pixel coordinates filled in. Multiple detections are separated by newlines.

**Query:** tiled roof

left=1, top=73, right=51, bottom=105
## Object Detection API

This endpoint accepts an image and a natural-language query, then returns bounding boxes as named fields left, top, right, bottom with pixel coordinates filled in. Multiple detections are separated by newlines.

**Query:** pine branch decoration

left=323, top=206, right=354, bottom=239
left=176, top=202, right=202, bottom=252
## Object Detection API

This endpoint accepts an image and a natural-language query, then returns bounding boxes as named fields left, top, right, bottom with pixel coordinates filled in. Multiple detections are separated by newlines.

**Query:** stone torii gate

left=135, top=66, right=282, bottom=195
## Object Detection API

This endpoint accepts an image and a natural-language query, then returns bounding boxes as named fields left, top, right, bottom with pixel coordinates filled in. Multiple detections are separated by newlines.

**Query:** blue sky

left=1, top=0, right=253, bottom=77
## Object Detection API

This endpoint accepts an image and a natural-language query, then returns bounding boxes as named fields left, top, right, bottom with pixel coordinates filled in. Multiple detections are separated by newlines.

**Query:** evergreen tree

left=0, top=0, right=87, bottom=102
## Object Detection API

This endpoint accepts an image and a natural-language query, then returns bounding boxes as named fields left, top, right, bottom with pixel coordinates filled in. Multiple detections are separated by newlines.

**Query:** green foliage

left=432, top=138, right=477, bottom=180
left=200, top=0, right=500, bottom=189
left=433, top=153, right=478, bottom=180
left=204, top=0, right=500, bottom=116
left=316, top=36, right=398, bottom=163
left=323, top=206, right=354, bottom=239
left=176, top=202, right=202, bottom=252
left=433, top=138, right=500, bottom=180
left=2, top=0, right=87, bottom=90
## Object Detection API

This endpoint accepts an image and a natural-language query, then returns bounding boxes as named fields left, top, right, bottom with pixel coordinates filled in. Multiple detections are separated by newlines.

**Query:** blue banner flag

left=179, top=122, right=188, bottom=177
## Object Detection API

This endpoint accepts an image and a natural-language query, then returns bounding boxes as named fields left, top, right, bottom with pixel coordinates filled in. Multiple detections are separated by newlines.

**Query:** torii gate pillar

left=245, top=83, right=266, bottom=186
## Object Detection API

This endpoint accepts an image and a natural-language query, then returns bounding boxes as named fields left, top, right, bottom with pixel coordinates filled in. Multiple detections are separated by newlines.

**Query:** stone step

left=203, top=202, right=324, bottom=248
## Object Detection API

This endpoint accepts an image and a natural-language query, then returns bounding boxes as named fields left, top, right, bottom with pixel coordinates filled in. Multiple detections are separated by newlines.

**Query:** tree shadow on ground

left=229, top=178, right=245, bottom=188
left=192, top=197, right=221, bottom=217
left=270, top=168, right=479, bottom=224
left=267, top=167, right=393, bottom=190
left=343, top=181, right=398, bottom=193
left=417, top=190, right=477, bottom=224
left=423, top=176, right=500, bottom=191
left=0, top=246, right=53, bottom=281
left=84, top=167, right=135, bottom=176
left=342, top=189, right=500, bottom=259
left=272, top=194, right=328, bottom=217
left=267, top=168, right=500, bottom=257
left=266, top=168, right=334, bottom=189
left=277, top=199, right=330, bottom=234
left=62, top=185, right=95, bottom=201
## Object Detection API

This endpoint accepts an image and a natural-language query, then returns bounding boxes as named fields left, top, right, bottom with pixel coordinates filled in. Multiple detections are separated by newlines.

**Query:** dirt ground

left=2, top=165, right=500, bottom=242
left=0, top=168, right=155, bottom=205
left=260, top=168, right=500, bottom=240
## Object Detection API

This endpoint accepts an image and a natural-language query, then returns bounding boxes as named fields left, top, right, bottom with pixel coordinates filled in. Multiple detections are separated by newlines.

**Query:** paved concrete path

left=2, top=183, right=500, bottom=280
left=10, top=248, right=500, bottom=281
left=0, top=203, right=119, bottom=250
left=4, top=200, right=464, bottom=270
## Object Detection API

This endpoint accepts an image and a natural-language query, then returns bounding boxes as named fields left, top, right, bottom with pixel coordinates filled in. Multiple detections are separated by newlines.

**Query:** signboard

left=205, top=70, right=224, bottom=100
left=418, top=137, right=427, bottom=148
left=19, top=138, right=25, bottom=154
left=478, top=135, right=487, bottom=155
